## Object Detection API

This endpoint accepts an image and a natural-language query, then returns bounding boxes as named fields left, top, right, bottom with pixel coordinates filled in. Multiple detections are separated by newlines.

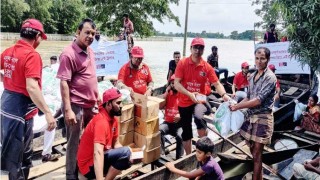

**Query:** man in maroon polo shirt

left=57, top=18, right=99, bottom=180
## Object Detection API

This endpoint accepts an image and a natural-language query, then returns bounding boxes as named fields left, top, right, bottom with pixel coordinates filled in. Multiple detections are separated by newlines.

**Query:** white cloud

left=153, top=0, right=262, bottom=35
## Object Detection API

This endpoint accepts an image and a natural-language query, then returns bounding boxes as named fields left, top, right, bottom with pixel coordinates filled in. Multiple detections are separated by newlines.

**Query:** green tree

left=84, top=0, right=180, bottom=37
left=230, top=31, right=239, bottom=40
left=49, top=0, right=85, bottom=34
left=23, top=0, right=53, bottom=33
left=1, top=0, right=30, bottom=32
left=252, top=0, right=320, bottom=72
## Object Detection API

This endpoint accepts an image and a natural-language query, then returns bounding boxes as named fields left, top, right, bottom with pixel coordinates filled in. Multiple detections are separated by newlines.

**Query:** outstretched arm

left=165, top=162, right=205, bottom=179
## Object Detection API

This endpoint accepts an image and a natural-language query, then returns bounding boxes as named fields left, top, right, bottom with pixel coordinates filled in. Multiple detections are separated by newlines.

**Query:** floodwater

left=137, top=37, right=256, bottom=87
left=1, top=37, right=319, bottom=96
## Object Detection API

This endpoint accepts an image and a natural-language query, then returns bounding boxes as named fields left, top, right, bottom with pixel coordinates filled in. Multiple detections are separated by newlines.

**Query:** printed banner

left=256, top=42, right=310, bottom=74
left=91, top=40, right=129, bottom=76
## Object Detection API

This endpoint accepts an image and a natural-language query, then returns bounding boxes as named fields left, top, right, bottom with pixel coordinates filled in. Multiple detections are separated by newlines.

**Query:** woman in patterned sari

left=301, top=94, right=320, bottom=133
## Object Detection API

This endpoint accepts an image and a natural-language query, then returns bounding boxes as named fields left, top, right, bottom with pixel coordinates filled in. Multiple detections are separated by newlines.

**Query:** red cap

left=268, top=64, right=276, bottom=70
left=21, top=19, right=47, bottom=40
left=191, top=37, right=205, bottom=47
left=169, top=74, right=175, bottom=82
left=241, top=62, right=250, bottom=68
left=131, top=46, right=144, bottom=58
left=102, top=88, right=122, bottom=104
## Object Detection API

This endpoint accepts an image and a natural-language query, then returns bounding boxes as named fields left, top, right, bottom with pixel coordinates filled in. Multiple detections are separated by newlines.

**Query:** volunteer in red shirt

left=269, top=64, right=281, bottom=108
left=0, top=18, right=56, bottom=180
left=174, top=37, right=230, bottom=154
left=232, top=62, right=250, bottom=102
left=159, top=75, right=183, bottom=160
left=77, top=88, right=131, bottom=180
left=117, top=46, right=154, bottom=96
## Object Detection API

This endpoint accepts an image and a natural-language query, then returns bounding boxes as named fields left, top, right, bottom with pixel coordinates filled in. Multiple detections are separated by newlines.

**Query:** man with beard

left=232, top=62, right=250, bottom=102
left=117, top=46, right=154, bottom=96
left=95, top=30, right=101, bottom=42
left=159, top=75, right=184, bottom=160
left=174, top=37, right=230, bottom=155
left=230, top=47, right=276, bottom=180
left=57, top=18, right=99, bottom=179
left=264, top=24, right=278, bottom=43
left=77, top=88, right=132, bottom=180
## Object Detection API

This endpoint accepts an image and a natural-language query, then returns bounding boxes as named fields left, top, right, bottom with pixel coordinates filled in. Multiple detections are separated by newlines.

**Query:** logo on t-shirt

left=141, top=68, right=148, bottom=75
left=199, top=71, right=206, bottom=77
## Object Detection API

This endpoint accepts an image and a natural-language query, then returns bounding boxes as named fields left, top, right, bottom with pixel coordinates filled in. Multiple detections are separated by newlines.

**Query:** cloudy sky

left=153, top=0, right=262, bottom=35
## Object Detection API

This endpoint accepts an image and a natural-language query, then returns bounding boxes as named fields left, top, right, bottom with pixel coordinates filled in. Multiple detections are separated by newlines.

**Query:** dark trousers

left=160, top=121, right=184, bottom=159
left=62, top=103, right=95, bottom=180
left=1, top=90, right=35, bottom=180
left=83, top=147, right=131, bottom=179
left=178, top=100, right=212, bottom=141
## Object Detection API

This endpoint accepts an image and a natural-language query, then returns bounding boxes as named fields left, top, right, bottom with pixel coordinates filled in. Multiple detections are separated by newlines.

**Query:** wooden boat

left=126, top=130, right=319, bottom=180
left=153, top=71, right=319, bottom=132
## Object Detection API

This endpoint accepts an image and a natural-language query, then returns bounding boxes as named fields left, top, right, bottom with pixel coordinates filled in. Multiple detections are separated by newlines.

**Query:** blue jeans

left=215, top=67, right=229, bottom=80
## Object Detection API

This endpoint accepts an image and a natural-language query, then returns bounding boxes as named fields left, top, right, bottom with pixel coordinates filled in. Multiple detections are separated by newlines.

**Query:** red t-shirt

left=118, top=62, right=152, bottom=94
left=175, top=56, right=218, bottom=107
left=205, top=81, right=211, bottom=96
left=1, top=40, right=42, bottom=97
left=233, top=71, right=249, bottom=90
left=164, top=91, right=179, bottom=123
left=77, top=107, right=119, bottom=175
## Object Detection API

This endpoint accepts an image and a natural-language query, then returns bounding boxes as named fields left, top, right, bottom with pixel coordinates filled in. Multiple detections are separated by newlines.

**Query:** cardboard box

left=119, top=118, right=134, bottom=135
left=120, top=104, right=134, bottom=122
left=134, top=132, right=160, bottom=151
left=142, top=146, right=161, bottom=164
left=134, top=116, right=159, bottom=136
left=134, top=101, right=159, bottom=120
left=119, top=131, right=134, bottom=146
left=148, top=96, right=165, bottom=105
left=130, top=144, right=161, bottom=164
left=134, top=93, right=162, bottom=120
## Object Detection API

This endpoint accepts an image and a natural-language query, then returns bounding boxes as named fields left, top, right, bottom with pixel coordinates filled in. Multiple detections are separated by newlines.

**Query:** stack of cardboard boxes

left=118, top=93, right=164, bottom=164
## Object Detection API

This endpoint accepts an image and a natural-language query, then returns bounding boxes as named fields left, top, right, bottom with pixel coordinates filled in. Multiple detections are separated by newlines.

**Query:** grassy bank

left=1, top=40, right=71, bottom=65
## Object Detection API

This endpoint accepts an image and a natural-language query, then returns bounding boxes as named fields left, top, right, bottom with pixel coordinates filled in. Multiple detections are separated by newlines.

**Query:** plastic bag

left=214, top=102, right=231, bottom=136
left=230, top=110, right=245, bottom=132
left=98, top=80, right=114, bottom=95
left=119, top=89, right=132, bottom=105
left=293, top=102, right=307, bottom=122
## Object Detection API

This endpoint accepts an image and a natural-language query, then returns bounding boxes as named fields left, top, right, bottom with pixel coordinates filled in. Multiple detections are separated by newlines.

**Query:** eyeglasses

left=193, top=45, right=204, bottom=50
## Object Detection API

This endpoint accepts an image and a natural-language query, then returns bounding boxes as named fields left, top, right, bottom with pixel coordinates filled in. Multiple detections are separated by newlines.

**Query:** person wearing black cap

left=1, top=18, right=56, bottom=180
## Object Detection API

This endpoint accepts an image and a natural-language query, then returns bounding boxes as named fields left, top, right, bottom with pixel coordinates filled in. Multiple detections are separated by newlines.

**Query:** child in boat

left=165, top=137, right=224, bottom=180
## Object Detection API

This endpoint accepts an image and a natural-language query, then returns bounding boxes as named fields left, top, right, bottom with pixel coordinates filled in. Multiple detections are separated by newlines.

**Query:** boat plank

left=134, top=133, right=241, bottom=180
left=29, top=156, right=66, bottom=179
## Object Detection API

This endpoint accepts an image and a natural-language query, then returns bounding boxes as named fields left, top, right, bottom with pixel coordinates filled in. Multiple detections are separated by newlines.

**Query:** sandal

left=42, top=153, right=61, bottom=162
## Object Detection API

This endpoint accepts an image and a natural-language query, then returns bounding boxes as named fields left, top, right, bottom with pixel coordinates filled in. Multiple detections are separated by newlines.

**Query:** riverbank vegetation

left=252, top=0, right=320, bottom=72
left=1, top=0, right=180, bottom=37
left=154, top=30, right=265, bottom=41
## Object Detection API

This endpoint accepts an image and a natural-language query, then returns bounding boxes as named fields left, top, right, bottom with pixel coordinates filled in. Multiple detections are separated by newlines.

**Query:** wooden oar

left=203, top=122, right=286, bottom=180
